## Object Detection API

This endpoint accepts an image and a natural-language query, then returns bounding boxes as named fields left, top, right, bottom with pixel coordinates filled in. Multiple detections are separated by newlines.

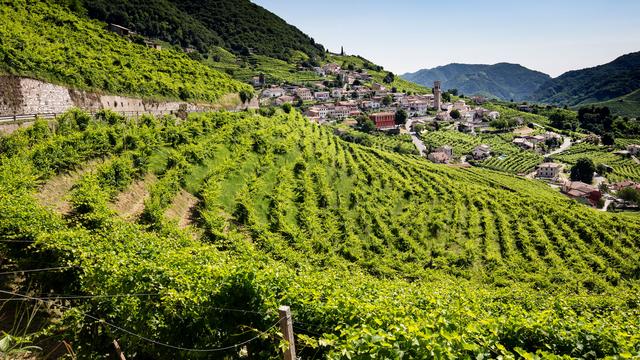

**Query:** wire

left=0, top=293, right=160, bottom=301
left=0, top=266, right=73, bottom=276
left=0, top=289, right=283, bottom=353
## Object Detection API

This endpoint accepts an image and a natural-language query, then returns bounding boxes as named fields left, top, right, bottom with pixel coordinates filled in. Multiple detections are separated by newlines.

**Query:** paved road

left=548, top=136, right=572, bottom=156
left=405, top=119, right=427, bottom=156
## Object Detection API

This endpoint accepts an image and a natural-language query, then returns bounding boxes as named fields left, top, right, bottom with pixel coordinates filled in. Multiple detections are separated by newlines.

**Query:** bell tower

left=433, top=81, right=442, bottom=110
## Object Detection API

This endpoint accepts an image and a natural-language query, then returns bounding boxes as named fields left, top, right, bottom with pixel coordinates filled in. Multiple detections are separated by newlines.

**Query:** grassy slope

left=0, top=1, right=251, bottom=103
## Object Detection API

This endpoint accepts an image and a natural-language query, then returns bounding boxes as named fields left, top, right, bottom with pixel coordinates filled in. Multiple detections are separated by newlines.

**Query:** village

left=257, top=64, right=640, bottom=212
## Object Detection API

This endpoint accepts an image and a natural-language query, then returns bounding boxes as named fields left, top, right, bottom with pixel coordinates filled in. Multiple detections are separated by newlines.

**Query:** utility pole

left=278, top=305, right=296, bottom=360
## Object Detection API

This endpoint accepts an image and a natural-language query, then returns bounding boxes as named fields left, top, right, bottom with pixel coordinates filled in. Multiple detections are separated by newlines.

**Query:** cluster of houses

left=261, top=77, right=503, bottom=133
left=512, top=132, right=562, bottom=152
left=425, top=144, right=492, bottom=165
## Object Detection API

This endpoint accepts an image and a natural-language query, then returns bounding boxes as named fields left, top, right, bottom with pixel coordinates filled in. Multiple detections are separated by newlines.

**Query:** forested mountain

left=532, top=51, right=640, bottom=106
left=81, top=0, right=325, bottom=61
left=401, top=63, right=550, bottom=101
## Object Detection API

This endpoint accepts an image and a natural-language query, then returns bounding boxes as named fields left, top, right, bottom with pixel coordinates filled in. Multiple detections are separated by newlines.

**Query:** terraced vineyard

left=420, top=130, right=543, bottom=173
left=1, top=109, right=640, bottom=358
left=553, top=142, right=640, bottom=182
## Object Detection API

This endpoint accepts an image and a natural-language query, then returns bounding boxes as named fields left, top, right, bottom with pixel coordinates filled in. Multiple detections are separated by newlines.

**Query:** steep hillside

left=533, top=51, right=640, bottom=106
left=0, top=0, right=251, bottom=103
left=402, top=63, right=550, bottom=101
left=1, top=109, right=639, bottom=358
left=82, top=0, right=325, bottom=61
left=573, top=88, right=640, bottom=118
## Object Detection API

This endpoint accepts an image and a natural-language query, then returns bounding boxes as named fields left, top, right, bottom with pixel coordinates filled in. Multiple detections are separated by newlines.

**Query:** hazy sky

left=252, top=0, right=640, bottom=77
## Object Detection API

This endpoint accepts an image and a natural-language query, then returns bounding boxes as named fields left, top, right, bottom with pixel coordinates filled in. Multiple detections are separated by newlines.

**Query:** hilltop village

left=255, top=62, right=640, bottom=212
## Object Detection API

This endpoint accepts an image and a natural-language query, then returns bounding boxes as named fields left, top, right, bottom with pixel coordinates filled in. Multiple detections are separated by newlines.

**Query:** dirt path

left=34, top=159, right=105, bottom=215
left=110, top=174, right=157, bottom=221
left=165, top=189, right=199, bottom=229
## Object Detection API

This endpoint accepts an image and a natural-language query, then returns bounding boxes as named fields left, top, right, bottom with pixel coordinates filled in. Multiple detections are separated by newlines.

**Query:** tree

left=382, top=95, right=393, bottom=106
left=602, top=133, right=615, bottom=146
left=357, top=115, right=376, bottom=133
left=570, top=158, right=595, bottom=184
left=549, top=111, right=578, bottom=130
left=447, top=88, right=459, bottom=96
left=395, top=110, right=408, bottom=126
left=450, top=109, right=461, bottom=120
left=383, top=72, right=395, bottom=84
left=618, top=187, right=640, bottom=204
left=281, top=103, right=292, bottom=114
left=442, top=92, right=452, bottom=102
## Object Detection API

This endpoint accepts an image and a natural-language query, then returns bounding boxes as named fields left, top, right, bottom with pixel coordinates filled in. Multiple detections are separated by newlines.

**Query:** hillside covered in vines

left=1, top=108, right=639, bottom=358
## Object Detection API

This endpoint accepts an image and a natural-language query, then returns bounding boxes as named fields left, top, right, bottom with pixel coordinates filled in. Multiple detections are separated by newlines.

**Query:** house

left=370, top=112, right=396, bottom=130
left=627, top=144, right=640, bottom=155
left=536, top=162, right=562, bottom=179
left=610, top=180, right=637, bottom=191
left=251, top=74, right=265, bottom=87
left=472, top=145, right=491, bottom=160
left=428, top=151, right=451, bottom=164
left=331, top=89, right=343, bottom=98
left=362, top=101, right=381, bottom=110
left=487, top=111, right=500, bottom=120
left=314, top=92, right=330, bottom=101
left=262, top=87, right=285, bottom=98
left=313, top=67, right=326, bottom=77
left=513, top=137, right=535, bottom=150
left=525, top=135, right=545, bottom=144
left=109, top=24, right=132, bottom=36
left=275, top=96, right=294, bottom=105
left=453, top=100, right=468, bottom=112
left=371, top=83, right=386, bottom=91
left=434, top=145, right=453, bottom=158
left=295, top=88, right=313, bottom=101
left=458, top=122, right=475, bottom=134
left=322, top=63, right=341, bottom=74
left=543, top=131, right=561, bottom=140
left=562, top=181, right=602, bottom=206
left=144, top=40, right=162, bottom=50
left=517, top=104, right=533, bottom=113
left=308, top=104, right=334, bottom=119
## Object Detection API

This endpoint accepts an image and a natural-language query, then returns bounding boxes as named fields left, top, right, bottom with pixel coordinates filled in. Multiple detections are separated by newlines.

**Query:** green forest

left=81, top=0, right=326, bottom=61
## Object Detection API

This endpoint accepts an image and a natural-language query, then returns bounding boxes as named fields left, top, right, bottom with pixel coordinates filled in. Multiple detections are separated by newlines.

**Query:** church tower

left=433, top=81, right=442, bottom=110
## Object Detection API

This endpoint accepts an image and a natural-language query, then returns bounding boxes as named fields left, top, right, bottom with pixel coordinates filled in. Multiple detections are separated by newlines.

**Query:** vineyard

left=552, top=142, right=640, bottom=182
left=1, top=109, right=639, bottom=358
left=420, top=130, right=543, bottom=173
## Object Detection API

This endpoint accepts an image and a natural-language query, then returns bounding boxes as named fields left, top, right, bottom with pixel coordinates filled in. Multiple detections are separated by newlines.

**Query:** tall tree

left=570, top=158, right=595, bottom=184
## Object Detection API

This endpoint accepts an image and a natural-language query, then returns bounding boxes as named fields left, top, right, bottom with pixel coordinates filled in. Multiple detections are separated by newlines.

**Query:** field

left=0, top=1, right=251, bottom=103
left=420, top=130, right=544, bottom=174
left=574, top=88, right=640, bottom=118
left=552, top=142, right=640, bottom=182
left=1, top=108, right=639, bottom=358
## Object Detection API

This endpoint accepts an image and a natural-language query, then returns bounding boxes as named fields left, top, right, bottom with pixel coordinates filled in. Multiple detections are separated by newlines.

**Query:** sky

left=252, top=0, right=640, bottom=77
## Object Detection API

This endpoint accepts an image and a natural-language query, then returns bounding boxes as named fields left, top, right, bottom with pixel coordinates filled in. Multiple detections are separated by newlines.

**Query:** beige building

left=536, top=163, right=562, bottom=179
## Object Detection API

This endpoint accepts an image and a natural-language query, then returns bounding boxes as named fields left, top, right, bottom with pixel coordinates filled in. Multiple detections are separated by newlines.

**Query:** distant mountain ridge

left=401, top=63, right=550, bottom=101
left=532, top=51, right=640, bottom=106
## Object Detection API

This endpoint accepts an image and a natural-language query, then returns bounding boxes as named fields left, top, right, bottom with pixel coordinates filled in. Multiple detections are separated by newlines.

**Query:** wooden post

left=113, top=339, right=127, bottom=360
left=278, top=305, right=296, bottom=360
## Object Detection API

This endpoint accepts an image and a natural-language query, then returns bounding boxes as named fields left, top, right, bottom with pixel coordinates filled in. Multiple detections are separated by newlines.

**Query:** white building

left=262, top=87, right=285, bottom=98
left=296, top=88, right=313, bottom=101
left=472, top=145, right=491, bottom=160
left=314, top=92, right=330, bottom=101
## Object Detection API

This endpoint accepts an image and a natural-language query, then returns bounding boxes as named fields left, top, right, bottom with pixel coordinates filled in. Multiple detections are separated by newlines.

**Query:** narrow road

left=548, top=136, right=572, bottom=156
left=405, top=119, right=427, bottom=156
left=600, top=198, right=613, bottom=212
left=632, top=155, right=640, bottom=165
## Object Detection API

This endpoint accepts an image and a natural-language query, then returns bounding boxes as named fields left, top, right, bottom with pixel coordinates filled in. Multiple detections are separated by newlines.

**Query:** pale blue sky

left=252, top=0, right=640, bottom=77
